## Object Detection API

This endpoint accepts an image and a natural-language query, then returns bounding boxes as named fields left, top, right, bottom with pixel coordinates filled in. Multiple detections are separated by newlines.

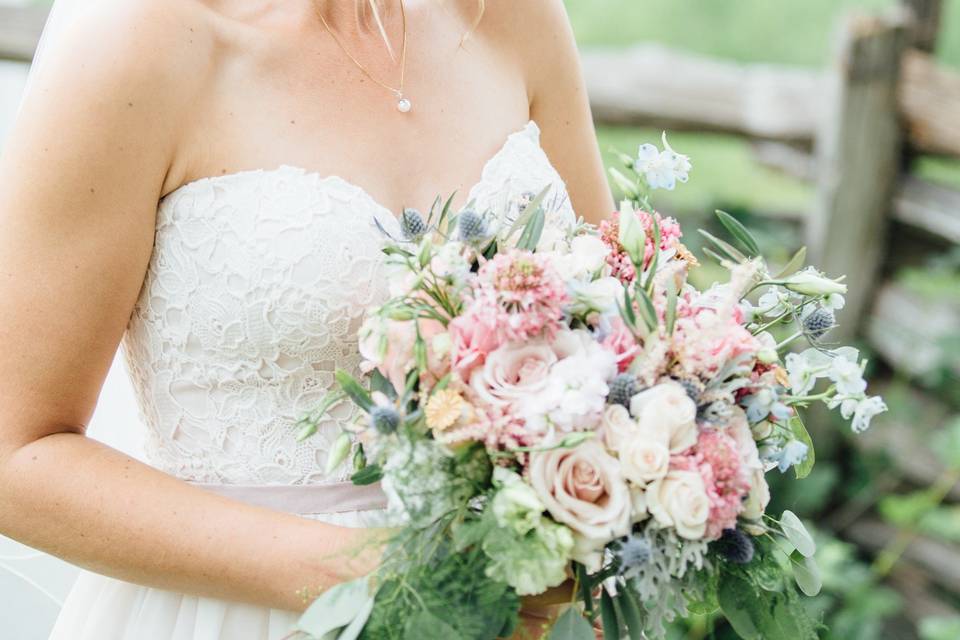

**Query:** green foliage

left=360, top=516, right=520, bottom=640
left=920, top=616, right=960, bottom=640
left=548, top=609, right=595, bottom=640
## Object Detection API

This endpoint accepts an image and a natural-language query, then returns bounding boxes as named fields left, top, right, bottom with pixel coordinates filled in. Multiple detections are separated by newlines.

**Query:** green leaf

left=608, top=167, right=640, bottom=199
left=335, top=369, right=374, bottom=412
left=635, top=286, right=659, bottom=334
left=600, top=590, right=620, bottom=640
left=791, top=551, right=822, bottom=597
left=617, top=590, right=646, bottom=640
left=351, top=464, right=383, bottom=486
left=548, top=608, right=595, bottom=640
left=404, top=610, right=459, bottom=640
left=618, top=287, right=638, bottom=331
left=505, top=185, right=551, bottom=239
left=774, top=246, right=807, bottom=279
left=780, top=510, right=816, bottom=558
left=575, top=564, right=595, bottom=618
left=788, top=416, right=815, bottom=479
left=642, top=213, right=662, bottom=293
left=717, top=570, right=819, bottom=640
left=698, top=229, right=748, bottom=264
left=437, top=191, right=457, bottom=231
left=716, top=209, right=761, bottom=257
left=665, top=281, right=678, bottom=335
left=516, top=206, right=546, bottom=251
left=297, top=576, right=374, bottom=638
left=370, top=369, right=397, bottom=400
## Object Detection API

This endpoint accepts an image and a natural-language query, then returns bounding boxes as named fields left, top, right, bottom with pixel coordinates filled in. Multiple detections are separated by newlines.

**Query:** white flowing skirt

left=48, top=487, right=387, bottom=640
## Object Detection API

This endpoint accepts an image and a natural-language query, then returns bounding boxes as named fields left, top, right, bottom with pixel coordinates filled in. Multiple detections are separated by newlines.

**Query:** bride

left=0, top=0, right=613, bottom=638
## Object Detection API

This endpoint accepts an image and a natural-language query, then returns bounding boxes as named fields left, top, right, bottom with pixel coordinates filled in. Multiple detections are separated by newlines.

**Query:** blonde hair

left=357, top=0, right=485, bottom=57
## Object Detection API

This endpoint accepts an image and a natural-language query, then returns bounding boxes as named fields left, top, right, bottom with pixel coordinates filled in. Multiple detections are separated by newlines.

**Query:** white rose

left=741, top=469, right=770, bottom=535
left=619, top=435, right=670, bottom=487
left=528, top=440, right=632, bottom=542
left=630, top=382, right=699, bottom=453
left=629, top=484, right=649, bottom=522
left=646, top=469, right=710, bottom=540
left=600, top=404, right=639, bottom=450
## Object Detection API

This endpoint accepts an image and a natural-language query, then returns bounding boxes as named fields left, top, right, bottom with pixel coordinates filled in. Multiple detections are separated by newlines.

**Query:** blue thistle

left=712, top=528, right=755, bottom=564
left=457, top=209, right=489, bottom=244
left=400, top=208, right=428, bottom=241
left=803, top=307, right=835, bottom=339
left=369, top=405, right=400, bottom=434
left=608, top=373, right=641, bottom=408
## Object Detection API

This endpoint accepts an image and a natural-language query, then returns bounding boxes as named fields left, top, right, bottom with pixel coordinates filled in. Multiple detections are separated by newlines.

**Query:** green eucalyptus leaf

left=780, top=510, right=816, bottom=558
left=791, top=551, right=822, bottom=597
left=788, top=416, right=815, bottom=479
left=548, top=608, right=595, bottom=640
left=297, top=576, right=374, bottom=638
left=718, top=570, right=819, bottom=640
left=716, top=209, right=761, bottom=257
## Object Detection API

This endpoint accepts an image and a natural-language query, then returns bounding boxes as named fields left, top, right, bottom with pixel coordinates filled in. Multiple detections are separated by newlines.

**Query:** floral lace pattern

left=121, top=120, right=574, bottom=484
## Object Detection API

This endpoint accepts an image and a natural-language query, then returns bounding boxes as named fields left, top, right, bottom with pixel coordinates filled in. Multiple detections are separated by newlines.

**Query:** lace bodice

left=121, top=120, right=575, bottom=485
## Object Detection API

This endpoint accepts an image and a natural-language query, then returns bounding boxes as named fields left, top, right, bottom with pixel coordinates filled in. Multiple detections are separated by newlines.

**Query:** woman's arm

left=495, top=0, right=615, bottom=225
left=0, top=2, right=378, bottom=611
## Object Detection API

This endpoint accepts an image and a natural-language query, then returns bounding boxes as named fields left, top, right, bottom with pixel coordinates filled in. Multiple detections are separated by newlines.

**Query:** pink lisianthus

left=600, top=316, right=640, bottom=373
left=599, top=210, right=683, bottom=284
left=471, top=250, right=569, bottom=344
left=449, top=304, right=502, bottom=379
left=676, top=429, right=752, bottom=541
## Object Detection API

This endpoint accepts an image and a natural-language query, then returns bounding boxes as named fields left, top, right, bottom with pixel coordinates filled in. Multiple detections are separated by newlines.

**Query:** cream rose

left=469, top=340, right=557, bottom=408
left=601, top=404, right=639, bottom=450
left=646, top=469, right=710, bottom=540
left=741, top=468, right=771, bottom=535
left=528, top=440, right=631, bottom=542
left=630, top=381, right=699, bottom=453
left=619, top=435, right=670, bottom=487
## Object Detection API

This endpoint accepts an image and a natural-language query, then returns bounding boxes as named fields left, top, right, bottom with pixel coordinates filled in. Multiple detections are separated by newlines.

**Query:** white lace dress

left=47, top=120, right=575, bottom=640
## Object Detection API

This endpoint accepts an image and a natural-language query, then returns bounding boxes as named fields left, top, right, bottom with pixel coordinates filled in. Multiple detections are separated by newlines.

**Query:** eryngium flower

left=369, top=405, right=400, bottom=434
left=803, top=307, right=835, bottom=339
left=608, top=373, right=641, bottom=408
left=457, top=209, right=489, bottom=243
left=712, top=528, right=755, bottom=564
left=400, top=207, right=428, bottom=241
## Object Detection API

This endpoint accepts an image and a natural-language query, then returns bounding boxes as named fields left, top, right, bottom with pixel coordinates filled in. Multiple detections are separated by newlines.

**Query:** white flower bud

left=617, top=202, right=646, bottom=267
left=324, top=431, right=352, bottom=474
left=782, top=271, right=848, bottom=296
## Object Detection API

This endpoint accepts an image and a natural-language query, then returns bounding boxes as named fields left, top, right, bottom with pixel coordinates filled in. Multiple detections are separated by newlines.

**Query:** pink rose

left=528, top=440, right=632, bottom=542
left=469, top=340, right=557, bottom=409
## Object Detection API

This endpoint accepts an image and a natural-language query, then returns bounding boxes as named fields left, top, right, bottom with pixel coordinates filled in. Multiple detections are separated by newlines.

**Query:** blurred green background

left=565, top=1, right=960, bottom=638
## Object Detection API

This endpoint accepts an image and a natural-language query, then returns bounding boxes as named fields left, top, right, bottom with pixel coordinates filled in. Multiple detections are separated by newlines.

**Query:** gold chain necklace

left=314, top=0, right=411, bottom=113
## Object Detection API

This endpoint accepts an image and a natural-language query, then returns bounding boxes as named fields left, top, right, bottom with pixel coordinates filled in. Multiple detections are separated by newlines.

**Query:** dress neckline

left=161, top=119, right=541, bottom=222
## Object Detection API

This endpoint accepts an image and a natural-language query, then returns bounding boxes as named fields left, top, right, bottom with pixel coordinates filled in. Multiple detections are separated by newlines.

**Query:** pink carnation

left=472, top=250, right=568, bottom=343
left=676, top=429, right=752, bottom=541
left=449, top=305, right=502, bottom=378
left=599, top=210, right=682, bottom=284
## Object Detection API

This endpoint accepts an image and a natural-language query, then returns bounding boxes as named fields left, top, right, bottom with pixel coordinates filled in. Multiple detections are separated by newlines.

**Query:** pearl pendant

left=397, top=97, right=412, bottom=113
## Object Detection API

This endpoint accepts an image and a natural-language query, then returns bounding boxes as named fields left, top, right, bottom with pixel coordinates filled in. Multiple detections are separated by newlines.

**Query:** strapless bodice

left=120, top=120, right=575, bottom=484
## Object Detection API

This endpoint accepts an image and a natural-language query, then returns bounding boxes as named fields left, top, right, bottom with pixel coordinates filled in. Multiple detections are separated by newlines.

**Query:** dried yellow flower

left=425, top=389, right=466, bottom=432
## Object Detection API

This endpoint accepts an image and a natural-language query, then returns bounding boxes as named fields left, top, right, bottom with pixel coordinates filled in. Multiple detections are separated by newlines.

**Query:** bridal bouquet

left=294, top=135, right=885, bottom=640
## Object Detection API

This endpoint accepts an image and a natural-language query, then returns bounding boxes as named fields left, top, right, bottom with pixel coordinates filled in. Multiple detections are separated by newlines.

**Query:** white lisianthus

left=646, top=469, right=710, bottom=540
left=568, top=276, right=623, bottom=315
left=629, top=381, right=699, bottom=453
left=551, top=234, right=610, bottom=280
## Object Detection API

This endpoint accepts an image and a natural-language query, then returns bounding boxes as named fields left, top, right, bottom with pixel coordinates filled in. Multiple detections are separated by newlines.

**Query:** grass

left=567, top=0, right=960, bottom=214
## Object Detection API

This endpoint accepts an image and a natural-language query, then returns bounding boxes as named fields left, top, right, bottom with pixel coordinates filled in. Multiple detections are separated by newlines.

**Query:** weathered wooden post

left=900, top=0, right=943, bottom=52
left=807, top=11, right=910, bottom=340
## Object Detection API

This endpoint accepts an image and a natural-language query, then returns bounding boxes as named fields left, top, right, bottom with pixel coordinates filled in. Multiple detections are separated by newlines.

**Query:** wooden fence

left=3, top=0, right=959, bottom=630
